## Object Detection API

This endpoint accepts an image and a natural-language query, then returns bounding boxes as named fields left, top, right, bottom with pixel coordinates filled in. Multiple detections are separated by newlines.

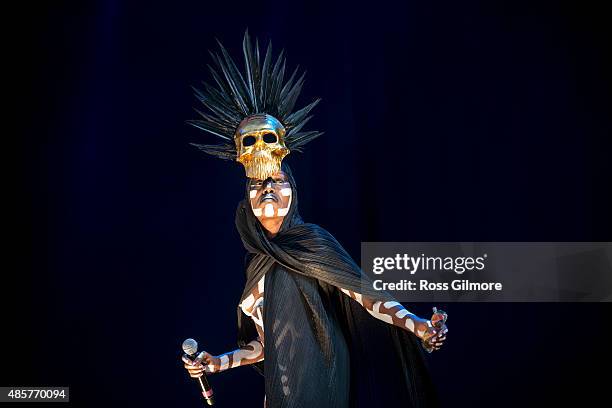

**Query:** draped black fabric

left=235, top=164, right=438, bottom=407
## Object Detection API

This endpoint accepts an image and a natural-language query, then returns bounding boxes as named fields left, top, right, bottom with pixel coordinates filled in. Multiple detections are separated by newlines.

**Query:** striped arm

left=340, top=288, right=431, bottom=339
left=205, top=339, right=264, bottom=374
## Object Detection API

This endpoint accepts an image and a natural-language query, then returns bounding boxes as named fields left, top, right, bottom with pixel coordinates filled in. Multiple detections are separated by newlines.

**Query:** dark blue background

left=6, top=0, right=611, bottom=406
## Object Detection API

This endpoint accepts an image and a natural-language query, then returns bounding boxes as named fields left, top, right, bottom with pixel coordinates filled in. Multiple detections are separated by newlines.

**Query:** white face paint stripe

left=264, top=203, right=274, bottom=217
left=250, top=189, right=257, bottom=198
left=280, top=187, right=292, bottom=197
left=253, top=208, right=262, bottom=217
left=276, top=192, right=293, bottom=217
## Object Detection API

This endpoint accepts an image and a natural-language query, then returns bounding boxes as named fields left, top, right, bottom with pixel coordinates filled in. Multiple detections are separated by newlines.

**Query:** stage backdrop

left=6, top=0, right=612, bottom=406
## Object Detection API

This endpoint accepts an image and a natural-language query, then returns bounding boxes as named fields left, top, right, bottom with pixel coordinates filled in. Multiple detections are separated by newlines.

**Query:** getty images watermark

left=361, top=242, right=612, bottom=302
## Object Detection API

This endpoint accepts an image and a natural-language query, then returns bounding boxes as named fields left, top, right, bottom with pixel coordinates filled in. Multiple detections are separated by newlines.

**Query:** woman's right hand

left=182, top=351, right=221, bottom=377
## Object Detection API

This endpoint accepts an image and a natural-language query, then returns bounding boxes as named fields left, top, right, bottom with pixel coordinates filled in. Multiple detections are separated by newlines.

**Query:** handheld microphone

left=182, top=338, right=215, bottom=405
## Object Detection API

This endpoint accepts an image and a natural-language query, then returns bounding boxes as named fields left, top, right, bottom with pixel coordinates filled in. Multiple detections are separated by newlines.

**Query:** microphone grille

left=182, top=338, right=198, bottom=355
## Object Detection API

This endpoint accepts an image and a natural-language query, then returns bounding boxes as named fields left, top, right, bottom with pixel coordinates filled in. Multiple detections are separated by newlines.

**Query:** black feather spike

left=190, top=143, right=236, bottom=160
left=194, top=108, right=235, bottom=136
left=285, top=98, right=321, bottom=127
left=186, top=119, right=232, bottom=140
left=287, top=131, right=324, bottom=150
left=285, top=115, right=313, bottom=137
left=260, top=41, right=273, bottom=112
left=216, top=39, right=252, bottom=113
left=198, top=88, right=242, bottom=126
left=209, top=51, right=248, bottom=115
left=267, top=49, right=285, bottom=112
left=200, top=81, right=240, bottom=114
left=242, top=29, right=259, bottom=112
left=279, top=65, right=300, bottom=101
left=206, top=60, right=235, bottom=107
left=190, top=32, right=322, bottom=160
left=279, top=71, right=307, bottom=117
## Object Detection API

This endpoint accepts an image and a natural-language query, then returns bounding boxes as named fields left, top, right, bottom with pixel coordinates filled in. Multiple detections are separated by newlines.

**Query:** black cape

left=235, top=164, right=438, bottom=408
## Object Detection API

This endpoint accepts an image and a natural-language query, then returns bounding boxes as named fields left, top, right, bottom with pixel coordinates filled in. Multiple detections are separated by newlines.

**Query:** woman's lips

left=260, top=193, right=278, bottom=203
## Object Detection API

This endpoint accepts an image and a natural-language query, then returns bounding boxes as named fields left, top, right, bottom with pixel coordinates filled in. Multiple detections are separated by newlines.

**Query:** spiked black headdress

left=188, top=31, right=323, bottom=161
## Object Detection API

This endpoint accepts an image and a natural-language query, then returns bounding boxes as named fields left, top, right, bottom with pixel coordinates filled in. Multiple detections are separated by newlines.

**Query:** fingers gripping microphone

left=182, top=338, right=215, bottom=405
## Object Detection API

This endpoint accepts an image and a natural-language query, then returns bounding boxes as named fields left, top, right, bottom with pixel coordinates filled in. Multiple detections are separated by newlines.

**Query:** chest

left=240, top=274, right=265, bottom=318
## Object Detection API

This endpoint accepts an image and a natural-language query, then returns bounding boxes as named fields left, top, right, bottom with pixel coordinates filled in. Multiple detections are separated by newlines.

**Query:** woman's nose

left=263, top=179, right=274, bottom=192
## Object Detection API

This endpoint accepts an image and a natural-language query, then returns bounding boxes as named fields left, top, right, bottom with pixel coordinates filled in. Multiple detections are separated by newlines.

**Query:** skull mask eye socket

left=243, top=135, right=256, bottom=147
left=263, top=133, right=278, bottom=144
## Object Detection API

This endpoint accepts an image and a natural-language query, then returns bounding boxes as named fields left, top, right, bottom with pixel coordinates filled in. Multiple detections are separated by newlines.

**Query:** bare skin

left=247, top=171, right=292, bottom=238
left=183, top=170, right=447, bottom=379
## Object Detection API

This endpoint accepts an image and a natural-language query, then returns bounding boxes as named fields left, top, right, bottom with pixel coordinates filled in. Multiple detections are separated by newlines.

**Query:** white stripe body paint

left=240, top=294, right=255, bottom=314
left=280, top=188, right=292, bottom=197
left=383, top=301, right=401, bottom=309
left=367, top=306, right=394, bottom=324
left=264, top=203, right=274, bottom=217
left=340, top=288, right=420, bottom=335
left=253, top=208, right=262, bottom=217
left=219, top=354, right=229, bottom=371
left=230, top=340, right=264, bottom=368
left=277, top=207, right=289, bottom=216
left=405, top=319, right=415, bottom=332
left=250, top=298, right=264, bottom=327
left=249, top=189, right=257, bottom=198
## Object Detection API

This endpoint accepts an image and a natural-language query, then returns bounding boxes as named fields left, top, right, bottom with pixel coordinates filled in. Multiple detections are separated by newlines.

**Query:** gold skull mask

left=234, top=114, right=290, bottom=180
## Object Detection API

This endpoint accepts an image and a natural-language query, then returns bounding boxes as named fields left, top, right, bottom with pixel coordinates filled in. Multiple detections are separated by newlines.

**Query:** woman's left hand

left=423, top=323, right=448, bottom=351
left=421, top=308, right=448, bottom=352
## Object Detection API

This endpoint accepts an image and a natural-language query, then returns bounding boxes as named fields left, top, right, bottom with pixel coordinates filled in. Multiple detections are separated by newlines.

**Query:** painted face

left=249, top=171, right=292, bottom=219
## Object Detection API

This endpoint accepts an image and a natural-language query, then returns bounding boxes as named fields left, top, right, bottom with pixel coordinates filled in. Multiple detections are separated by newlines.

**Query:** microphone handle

left=189, top=353, right=215, bottom=405
left=198, top=376, right=214, bottom=405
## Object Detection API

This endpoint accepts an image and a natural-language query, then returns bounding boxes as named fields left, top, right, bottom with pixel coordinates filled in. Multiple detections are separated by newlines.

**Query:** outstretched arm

left=340, top=288, right=447, bottom=350
left=183, top=338, right=264, bottom=378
